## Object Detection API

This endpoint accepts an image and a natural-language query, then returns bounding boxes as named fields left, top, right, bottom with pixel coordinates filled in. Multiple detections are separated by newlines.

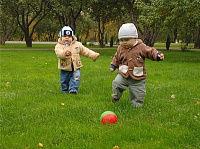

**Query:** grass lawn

left=0, top=43, right=100, bottom=49
left=0, top=48, right=200, bottom=149
left=0, top=42, right=196, bottom=49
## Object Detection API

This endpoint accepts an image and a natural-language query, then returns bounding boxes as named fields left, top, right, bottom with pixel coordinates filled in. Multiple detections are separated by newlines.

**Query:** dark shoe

left=69, top=91, right=77, bottom=94
left=61, top=91, right=68, bottom=94
left=112, top=97, right=119, bottom=103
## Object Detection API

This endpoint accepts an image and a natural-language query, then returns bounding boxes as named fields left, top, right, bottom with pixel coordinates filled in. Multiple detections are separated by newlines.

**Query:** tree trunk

left=194, top=25, right=200, bottom=48
left=70, top=14, right=76, bottom=33
left=110, top=36, right=114, bottom=47
left=0, top=17, right=15, bottom=45
left=38, top=33, right=41, bottom=41
left=141, top=25, right=160, bottom=46
left=142, top=27, right=152, bottom=46
left=0, top=36, right=6, bottom=45
left=185, top=28, right=191, bottom=46
left=100, top=32, right=104, bottom=48
left=0, top=36, right=5, bottom=45
left=69, top=7, right=82, bottom=34
left=97, top=17, right=105, bottom=48
left=25, top=35, right=32, bottom=47
left=166, top=35, right=171, bottom=50
left=173, top=28, right=177, bottom=43
left=85, top=29, right=90, bottom=40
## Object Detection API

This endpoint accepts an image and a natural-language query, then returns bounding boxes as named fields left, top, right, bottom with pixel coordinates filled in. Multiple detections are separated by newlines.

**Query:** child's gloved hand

left=93, top=53, right=100, bottom=61
left=158, top=53, right=164, bottom=60
left=65, top=50, right=71, bottom=56
left=110, top=68, right=114, bottom=72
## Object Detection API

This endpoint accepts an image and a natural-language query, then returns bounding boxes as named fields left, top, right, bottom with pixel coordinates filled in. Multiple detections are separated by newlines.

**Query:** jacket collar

left=58, top=37, right=77, bottom=45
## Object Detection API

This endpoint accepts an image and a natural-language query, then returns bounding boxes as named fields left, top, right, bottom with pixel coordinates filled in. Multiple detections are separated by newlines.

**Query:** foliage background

left=1, top=0, right=200, bottom=48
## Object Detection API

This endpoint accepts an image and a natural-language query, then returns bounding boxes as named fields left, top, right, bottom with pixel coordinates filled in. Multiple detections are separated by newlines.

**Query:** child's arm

left=110, top=64, right=117, bottom=72
left=55, top=44, right=71, bottom=59
left=80, top=43, right=100, bottom=61
left=143, top=46, right=164, bottom=61
left=157, top=52, right=164, bottom=60
left=110, top=49, right=120, bottom=72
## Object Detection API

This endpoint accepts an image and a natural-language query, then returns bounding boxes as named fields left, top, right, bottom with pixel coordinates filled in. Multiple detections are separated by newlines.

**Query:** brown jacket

left=111, top=39, right=160, bottom=80
left=55, top=37, right=100, bottom=71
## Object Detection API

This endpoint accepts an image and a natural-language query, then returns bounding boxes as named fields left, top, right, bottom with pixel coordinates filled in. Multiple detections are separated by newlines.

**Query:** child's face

left=120, top=38, right=137, bottom=48
left=62, top=35, right=73, bottom=43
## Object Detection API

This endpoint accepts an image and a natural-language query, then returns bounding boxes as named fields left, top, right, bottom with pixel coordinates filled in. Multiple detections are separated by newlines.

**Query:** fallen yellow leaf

left=38, top=143, right=43, bottom=147
left=171, top=94, right=175, bottom=99
left=6, top=82, right=9, bottom=86
left=196, top=101, right=200, bottom=105
left=112, top=146, right=120, bottom=149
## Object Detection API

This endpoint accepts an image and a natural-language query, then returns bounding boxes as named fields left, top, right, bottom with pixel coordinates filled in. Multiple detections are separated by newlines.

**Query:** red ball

left=100, top=111, right=118, bottom=124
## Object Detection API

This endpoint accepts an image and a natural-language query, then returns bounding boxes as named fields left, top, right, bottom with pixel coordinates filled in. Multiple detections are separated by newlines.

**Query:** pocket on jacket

left=119, top=65, right=128, bottom=74
left=73, top=54, right=82, bottom=67
left=133, top=67, right=143, bottom=76
left=60, top=59, right=71, bottom=68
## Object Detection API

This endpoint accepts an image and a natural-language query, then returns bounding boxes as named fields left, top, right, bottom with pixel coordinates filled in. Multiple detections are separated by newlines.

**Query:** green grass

left=1, top=42, right=196, bottom=49
left=154, top=43, right=182, bottom=47
left=0, top=43, right=100, bottom=49
left=154, top=43, right=195, bottom=49
left=0, top=44, right=56, bottom=49
left=0, top=49, right=200, bottom=149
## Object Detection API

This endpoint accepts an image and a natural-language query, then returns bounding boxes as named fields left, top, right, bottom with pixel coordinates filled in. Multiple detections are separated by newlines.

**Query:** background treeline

left=0, top=0, right=200, bottom=48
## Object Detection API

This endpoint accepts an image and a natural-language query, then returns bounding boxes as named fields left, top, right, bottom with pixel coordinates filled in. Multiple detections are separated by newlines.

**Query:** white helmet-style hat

left=58, top=26, right=74, bottom=38
left=118, top=23, right=138, bottom=39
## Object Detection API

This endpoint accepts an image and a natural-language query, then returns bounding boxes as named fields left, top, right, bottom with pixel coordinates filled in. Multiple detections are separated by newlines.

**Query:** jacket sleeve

left=79, top=43, right=100, bottom=61
left=142, top=45, right=159, bottom=61
left=55, top=44, right=69, bottom=59
left=110, top=47, right=120, bottom=68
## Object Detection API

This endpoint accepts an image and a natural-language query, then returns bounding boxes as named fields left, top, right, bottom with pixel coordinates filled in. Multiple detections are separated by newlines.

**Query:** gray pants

left=112, top=74, right=146, bottom=107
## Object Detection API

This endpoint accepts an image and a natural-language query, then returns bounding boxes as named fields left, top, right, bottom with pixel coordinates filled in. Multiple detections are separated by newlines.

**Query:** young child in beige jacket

left=110, top=23, right=164, bottom=107
left=55, top=26, right=100, bottom=94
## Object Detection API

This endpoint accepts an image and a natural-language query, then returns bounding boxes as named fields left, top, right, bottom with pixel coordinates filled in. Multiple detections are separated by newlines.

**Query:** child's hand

left=110, top=68, right=114, bottom=72
left=93, top=53, right=100, bottom=61
left=65, top=50, right=71, bottom=56
left=158, top=53, right=164, bottom=60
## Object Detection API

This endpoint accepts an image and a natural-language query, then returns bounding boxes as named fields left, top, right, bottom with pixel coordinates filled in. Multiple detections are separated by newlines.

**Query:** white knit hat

left=118, top=23, right=138, bottom=39
left=58, top=26, right=74, bottom=38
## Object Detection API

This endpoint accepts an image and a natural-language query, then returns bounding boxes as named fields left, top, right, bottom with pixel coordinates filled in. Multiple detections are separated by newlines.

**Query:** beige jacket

left=55, top=37, right=100, bottom=71
left=111, top=39, right=160, bottom=80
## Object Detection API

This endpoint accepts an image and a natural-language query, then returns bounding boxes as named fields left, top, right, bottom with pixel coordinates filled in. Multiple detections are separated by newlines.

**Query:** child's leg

left=112, top=74, right=128, bottom=100
left=129, top=79, right=146, bottom=107
left=60, top=70, right=72, bottom=93
left=69, top=69, right=81, bottom=93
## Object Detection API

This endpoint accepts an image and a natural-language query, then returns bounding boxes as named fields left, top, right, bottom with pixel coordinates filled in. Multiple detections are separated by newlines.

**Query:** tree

left=90, top=0, right=120, bottom=47
left=50, top=0, right=90, bottom=33
left=13, top=0, right=52, bottom=47
left=166, top=35, right=170, bottom=50
left=120, top=0, right=174, bottom=46
left=35, top=12, right=59, bottom=41
left=74, top=11, right=97, bottom=41
left=110, top=36, right=114, bottom=47
left=189, top=0, right=200, bottom=48
left=0, top=0, right=17, bottom=44
left=158, top=0, right=200, bottom=49
left=0, top=14, right=15, bottom=45
left=166, top=0, right=200, bottom=48
left=195, top=25, right=200, bottom=48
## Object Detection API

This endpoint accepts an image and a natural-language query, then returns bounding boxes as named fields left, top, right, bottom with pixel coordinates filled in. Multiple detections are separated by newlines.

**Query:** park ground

left=1, top=41, right=200, bottom=52
left=0, top=44, right=200, bottom=149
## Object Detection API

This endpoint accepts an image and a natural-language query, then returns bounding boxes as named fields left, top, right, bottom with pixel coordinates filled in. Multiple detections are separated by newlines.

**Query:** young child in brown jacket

left=110, top=23, right=164, bottom=107
left=55, top=26, right=100, bottom=94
